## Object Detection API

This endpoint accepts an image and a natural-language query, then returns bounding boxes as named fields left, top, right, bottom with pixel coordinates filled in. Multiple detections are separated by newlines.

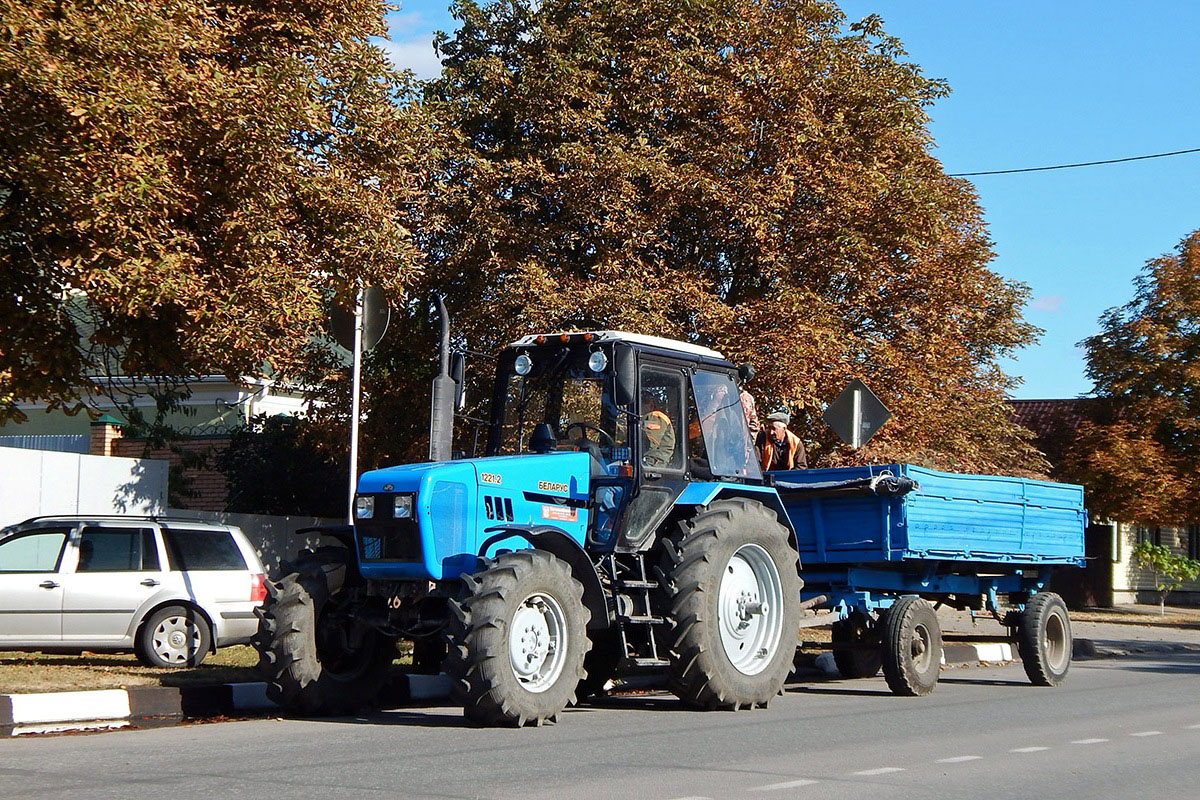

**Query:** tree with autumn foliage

left=0, top=0, right=432, bottom=423
left=365, top=0, right=1042, bottom=474
left=1065, top=230, right=1200, bottom=523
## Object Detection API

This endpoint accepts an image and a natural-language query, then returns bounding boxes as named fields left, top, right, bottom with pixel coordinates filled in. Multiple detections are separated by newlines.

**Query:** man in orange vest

left=641, top=393, right=676, bottom=468
left=757, top=411, right=807, bottom=472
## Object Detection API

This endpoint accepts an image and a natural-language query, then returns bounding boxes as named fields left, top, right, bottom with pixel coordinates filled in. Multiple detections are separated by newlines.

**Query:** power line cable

left=948, top=146, right=1200, bottom=177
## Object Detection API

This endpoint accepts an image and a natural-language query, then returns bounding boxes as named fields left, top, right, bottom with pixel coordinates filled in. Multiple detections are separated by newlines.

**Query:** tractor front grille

left=357, top=519, right=422, bottom=561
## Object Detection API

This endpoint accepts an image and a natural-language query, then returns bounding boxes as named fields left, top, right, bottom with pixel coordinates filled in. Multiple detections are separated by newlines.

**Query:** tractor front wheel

left=445, top=550, right=590, bottom=726
left=254, top=547, right=396, bottom=715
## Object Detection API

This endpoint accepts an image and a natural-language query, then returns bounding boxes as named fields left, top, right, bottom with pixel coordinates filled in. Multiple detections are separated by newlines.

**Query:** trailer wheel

left=254, top=547, right=396, bottom=715
left=660, top=498, right=802, bottom=710
left=880, top=596, right=941, bottom=696
left=1018, top=592, right=1072, bottom=686
left=832, top=614, right=882, bottom=679
left=445, top=550, right=590, bottom=726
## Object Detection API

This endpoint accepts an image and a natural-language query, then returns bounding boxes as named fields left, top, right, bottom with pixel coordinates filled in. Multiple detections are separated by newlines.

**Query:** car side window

left=163, top=529, right=247, bottom=571
left=0, top=529, right=70, bottom=573
left=76, top=527, right=160, bottom=572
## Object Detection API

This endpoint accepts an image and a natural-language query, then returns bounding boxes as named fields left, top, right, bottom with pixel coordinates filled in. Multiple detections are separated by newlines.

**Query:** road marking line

left=664, top=796, right=713, bottom=800
left=1188, top=724, right=1200, bottom=729
left=1071, top=738, right=1109, bottom=744
left=853, top=767, right=905, bottom=776
left=936, top=756, right=982, bottom=763
left=1010, top=747, right=1050, bottom=753
left=748, top=779, right=820, bottom=792
left=1130, top=731, right=1163, bottom=737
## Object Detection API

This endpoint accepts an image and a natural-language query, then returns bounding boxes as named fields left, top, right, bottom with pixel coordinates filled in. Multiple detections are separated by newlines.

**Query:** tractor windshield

left=495, top=348, right=630, bottom=466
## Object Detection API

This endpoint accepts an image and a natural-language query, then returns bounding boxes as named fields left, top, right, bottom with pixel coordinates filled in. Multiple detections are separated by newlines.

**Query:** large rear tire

left=880, top=596, right=941, bottom=696
left=254, top=546, right=396, bottom=715
left=660, top=498, right=802, bottom=710
left=1018, top=592, right=1072, bottom=686
left=445, top=550, right=590, bottom=726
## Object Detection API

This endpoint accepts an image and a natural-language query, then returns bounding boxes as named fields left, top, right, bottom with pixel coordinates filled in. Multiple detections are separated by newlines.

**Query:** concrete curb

left=0, top=674, right=455, bottom=737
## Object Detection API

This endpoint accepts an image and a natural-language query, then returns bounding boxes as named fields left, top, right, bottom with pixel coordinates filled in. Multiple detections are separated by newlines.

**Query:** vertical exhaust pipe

left=429, top=295, right=455, bottom=462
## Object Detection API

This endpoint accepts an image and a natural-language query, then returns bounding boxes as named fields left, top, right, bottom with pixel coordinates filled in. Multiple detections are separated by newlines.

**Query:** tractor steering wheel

left=564, top=422, right=617, bottom=449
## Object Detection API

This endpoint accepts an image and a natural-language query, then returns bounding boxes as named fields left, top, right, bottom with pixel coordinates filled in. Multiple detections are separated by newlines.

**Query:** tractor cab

left=486, top=331, right=762, bottom=551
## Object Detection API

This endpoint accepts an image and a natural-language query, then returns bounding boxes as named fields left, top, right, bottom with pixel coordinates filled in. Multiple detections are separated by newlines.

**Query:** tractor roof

left=509, top=330, right=725, bottom=361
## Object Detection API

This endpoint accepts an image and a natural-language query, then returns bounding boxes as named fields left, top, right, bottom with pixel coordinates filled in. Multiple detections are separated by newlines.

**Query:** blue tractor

left=253, top=331, right=803, bottom=726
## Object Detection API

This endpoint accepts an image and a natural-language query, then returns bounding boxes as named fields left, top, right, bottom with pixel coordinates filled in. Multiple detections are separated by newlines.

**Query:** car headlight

left=394, top=494, right=414, bottom=519
left=354, top=496, right=375, bottom=519
left=588, top=349, right=608, bottom=372
left=514, top=353, right=533, bottom=375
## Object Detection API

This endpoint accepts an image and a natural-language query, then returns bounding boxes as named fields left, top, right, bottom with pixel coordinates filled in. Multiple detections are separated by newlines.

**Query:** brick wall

left=112, top=437, right=231, bottom=512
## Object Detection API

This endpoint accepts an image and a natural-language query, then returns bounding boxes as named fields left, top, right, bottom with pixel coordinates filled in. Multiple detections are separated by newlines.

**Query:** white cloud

left=380, top=35, right=443, bottom=81
left=1031, top=295, right=1063, bottom=312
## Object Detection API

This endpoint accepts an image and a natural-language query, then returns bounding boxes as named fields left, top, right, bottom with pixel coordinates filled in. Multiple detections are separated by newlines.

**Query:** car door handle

left=140, top=579, right=160, bottom=587
left=39, top=580, right=59, bottom=589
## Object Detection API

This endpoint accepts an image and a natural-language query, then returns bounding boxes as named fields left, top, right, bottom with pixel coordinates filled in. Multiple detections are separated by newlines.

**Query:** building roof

left=1009, top=398, right=1099, bottom=466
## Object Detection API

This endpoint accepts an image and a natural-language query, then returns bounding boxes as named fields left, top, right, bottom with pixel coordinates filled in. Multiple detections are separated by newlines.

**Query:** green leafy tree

left=382, top=0, right=1043, bottom=474
left=218, top=414, right=348, bottom=517
left=1068, top=230, right=1200, bottom=522
left=1131, top=541, right=1200, bottom=615
left=0, top=0, right=432, bottom=422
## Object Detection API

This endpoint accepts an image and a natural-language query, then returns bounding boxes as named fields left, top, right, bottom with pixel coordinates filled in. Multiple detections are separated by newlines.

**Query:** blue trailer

left=771, top=464, right=1086, bottom=694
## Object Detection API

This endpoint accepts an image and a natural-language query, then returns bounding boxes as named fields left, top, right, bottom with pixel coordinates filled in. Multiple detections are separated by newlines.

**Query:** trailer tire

left=445, top=550, right=590, bottom=726
left=661, top=498, right=802, bottom=710
left=880, top=596, right=941, bottom=696
left=1018, top=592, right=1072, bottom=686
left=253, top=547, right=396, bottom=715
left=832, top=614, right=882, bottom=679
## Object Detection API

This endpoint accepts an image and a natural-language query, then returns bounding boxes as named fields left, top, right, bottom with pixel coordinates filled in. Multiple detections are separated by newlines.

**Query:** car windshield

left=496, top=349, right=630, bottom=465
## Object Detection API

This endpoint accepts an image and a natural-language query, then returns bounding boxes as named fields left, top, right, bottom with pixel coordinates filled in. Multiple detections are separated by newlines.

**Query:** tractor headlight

left=588, top=349, right=608, bottom=372
left=514, top=353, right=533, bottom=375
left=354, top=495, right=374, bottom=519
left=394, top=494, right=414, bottom=519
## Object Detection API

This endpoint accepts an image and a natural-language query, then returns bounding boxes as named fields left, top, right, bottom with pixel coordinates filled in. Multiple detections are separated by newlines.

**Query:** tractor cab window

left=497, top=349, right=630, bottom=469
left=639, top=367, right=684, bottom=471
left=691, top=370, right=761, bottom=480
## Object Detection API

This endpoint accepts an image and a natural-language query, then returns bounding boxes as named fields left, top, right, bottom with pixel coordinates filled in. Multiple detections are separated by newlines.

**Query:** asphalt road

left=2, top=653, right=1197, bottom=800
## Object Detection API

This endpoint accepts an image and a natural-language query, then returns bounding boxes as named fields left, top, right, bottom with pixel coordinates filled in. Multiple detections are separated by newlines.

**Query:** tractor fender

left=479, top=524, right=610, bottom=630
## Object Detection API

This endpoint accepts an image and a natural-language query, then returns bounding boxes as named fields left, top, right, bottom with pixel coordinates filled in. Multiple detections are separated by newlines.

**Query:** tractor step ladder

left=608, top=553, right=670, bottom=668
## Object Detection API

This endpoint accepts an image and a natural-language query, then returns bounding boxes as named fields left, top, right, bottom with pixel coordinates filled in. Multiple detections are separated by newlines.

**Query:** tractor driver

left=641, top=390, right=677, bottom=468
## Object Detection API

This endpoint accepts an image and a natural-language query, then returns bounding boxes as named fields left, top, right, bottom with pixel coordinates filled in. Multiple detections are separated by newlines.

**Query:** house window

left=1135, top=525, right=1154, bottom=546
left=1189, top=525, right=1200, bottom=561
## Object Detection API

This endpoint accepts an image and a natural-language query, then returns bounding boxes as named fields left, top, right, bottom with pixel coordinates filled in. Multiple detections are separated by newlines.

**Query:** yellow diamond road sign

left=822, top=379, right=891, bottom=449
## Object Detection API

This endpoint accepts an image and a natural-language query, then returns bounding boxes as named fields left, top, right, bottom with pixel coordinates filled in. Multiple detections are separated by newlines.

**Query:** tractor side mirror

left=613, top=347, right=636, bottom=407
left=450, top=352, right=466, bottom=411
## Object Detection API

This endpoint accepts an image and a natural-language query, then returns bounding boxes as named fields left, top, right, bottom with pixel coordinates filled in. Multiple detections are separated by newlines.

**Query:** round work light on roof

left=588, top=350, right=608, bottom=373
left=514, top=353, right=533, bottom=375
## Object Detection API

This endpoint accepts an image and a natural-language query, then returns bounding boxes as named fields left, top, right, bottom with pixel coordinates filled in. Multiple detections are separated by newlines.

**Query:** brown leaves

left=0, top=0, right=429, bottom=421
left=411, top=0, right=1041, bottom=474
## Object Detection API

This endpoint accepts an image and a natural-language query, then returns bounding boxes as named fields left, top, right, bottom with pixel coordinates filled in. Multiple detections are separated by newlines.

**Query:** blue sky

left=381, top=1, right=1200, bottom=399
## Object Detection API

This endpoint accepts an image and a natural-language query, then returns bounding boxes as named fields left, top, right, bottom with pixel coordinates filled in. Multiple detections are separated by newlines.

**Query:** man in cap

left=756, top=411, right=807, bottom=471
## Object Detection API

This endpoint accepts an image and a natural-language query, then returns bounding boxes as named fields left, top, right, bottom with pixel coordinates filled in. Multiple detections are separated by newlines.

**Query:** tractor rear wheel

left=1018, top=592, right=1072, bottom=686
left=254, top=546, right=396, bottom=715
left=445, top=550, right=590, bottom=726
left=660, top=498, right=802, bottom=710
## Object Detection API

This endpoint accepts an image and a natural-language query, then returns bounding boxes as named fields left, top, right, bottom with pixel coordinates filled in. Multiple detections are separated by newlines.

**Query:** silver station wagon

left=0, top=516, right=267, bottom=667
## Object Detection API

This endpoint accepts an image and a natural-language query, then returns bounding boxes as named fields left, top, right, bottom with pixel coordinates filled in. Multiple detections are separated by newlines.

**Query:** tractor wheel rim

left=153, top=616, right=200, bottom=664
left=717, top=543, right=784, bottom=676
left=910, top=622, right=933, bottom=671
left=509, top=592, right=567, bottom=693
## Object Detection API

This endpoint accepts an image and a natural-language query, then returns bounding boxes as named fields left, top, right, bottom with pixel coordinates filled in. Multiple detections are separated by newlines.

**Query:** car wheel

left=137, top=605, right=212, bottom=668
